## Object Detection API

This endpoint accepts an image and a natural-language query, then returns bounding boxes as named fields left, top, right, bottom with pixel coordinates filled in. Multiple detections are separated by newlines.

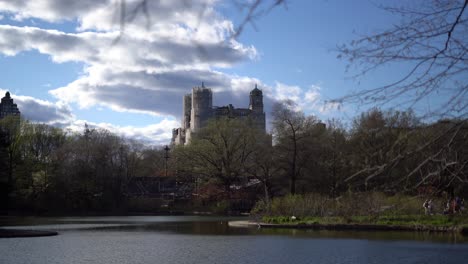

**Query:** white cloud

left=0, top=25, right=112, bottom=61
left=0, top=25, right=255, bottom=67
left=0, top=0, right=258, bottom=127
left=266, top=83, right=343, bottom=116
left=271, top=82, right=302, bottom=103
left=0, top=89, right=74, bottom=125
left=304, top=85, right=342, bottom=114
left=0, top=0, right=109, bottom=22
left=48, top=65, right=235, bottom=116
left=66, top=118, right=179, bottom=145
left=0, top=89, right=179, bottom=144
left=230, top=77, right=261, bottom=94
left=0, top=0, right=315, bottom=143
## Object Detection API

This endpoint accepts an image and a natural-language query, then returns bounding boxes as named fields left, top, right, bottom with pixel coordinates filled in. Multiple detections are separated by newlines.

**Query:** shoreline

left=0, top=211, right=249, bottom=218
left=0, top=228, right=58, bottom=238
left=228, top=220, right=468, bottom=235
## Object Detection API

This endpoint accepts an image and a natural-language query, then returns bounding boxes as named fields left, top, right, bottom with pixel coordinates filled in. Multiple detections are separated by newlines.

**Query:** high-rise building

left=0, top=92, right=21, bottom=119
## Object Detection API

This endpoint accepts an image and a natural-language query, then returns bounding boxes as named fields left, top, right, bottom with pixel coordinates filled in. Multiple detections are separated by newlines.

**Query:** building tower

left=249, top=84, right=263, bottom=112
left=190, top=83, right=213, bottom=132
left=182, top=94, right=192, bottom=129
left=249, top=84, right=266, bottom=130
left=0, top=92, right=21, bottom=119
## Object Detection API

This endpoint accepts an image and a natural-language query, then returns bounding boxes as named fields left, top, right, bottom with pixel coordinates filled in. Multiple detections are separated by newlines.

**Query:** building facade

left=0, top=92, right=21, bottom=211
left=0, top=92, right=21, bottom=119
left=171, top=84, right=266, bottom=145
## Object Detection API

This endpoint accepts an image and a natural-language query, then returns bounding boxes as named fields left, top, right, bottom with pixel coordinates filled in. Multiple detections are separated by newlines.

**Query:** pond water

left=1, top=216, right=468, bottom=264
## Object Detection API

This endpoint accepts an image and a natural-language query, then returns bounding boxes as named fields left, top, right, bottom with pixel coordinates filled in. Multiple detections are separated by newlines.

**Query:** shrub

left=252, top=192, right=454, bottom=218
left=255, top=193, right=329, bottom=218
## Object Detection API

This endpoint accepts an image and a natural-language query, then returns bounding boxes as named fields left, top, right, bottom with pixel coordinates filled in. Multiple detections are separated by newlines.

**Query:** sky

left=0, top=0, right=434, bottom=144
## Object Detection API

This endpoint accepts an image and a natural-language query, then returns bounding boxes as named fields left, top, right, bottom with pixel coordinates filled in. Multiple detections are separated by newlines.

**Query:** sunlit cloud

left=0, top=0, right=320, bottom=144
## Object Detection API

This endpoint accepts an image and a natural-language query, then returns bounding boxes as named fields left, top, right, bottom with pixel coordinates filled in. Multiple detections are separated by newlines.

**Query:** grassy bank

left=252, top=192, right=467, bottom=232
left=262, top=215, right=468, bottom=228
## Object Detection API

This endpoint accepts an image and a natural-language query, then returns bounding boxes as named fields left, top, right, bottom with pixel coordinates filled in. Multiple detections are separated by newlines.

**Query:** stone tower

left=182, top=94, right=192, bottom=129
left=249, top=84, right=263, bottom=112
left=249, top=85, right=265, bottom=130
left=190, top=83, right=212, bottom=132
left=171, top=83, right=267, bottom=146
left=0, top=92, right=21, bottom=119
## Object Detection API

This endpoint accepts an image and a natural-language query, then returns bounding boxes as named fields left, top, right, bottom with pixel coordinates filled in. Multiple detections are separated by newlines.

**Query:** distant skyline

left=0, top=0, right=432, bottom=144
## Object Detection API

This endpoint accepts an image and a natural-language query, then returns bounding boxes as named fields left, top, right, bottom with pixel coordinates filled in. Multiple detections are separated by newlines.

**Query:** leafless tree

left=336, top=0, right=467, bottom=120
left=272, top=100, right=320, bottom=195
left=333, top=1, right=468, bottom=192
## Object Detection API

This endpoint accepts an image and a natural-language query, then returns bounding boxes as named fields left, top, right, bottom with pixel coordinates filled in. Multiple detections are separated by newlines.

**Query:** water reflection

left=2, top=216, right=466, bottom=243
left=1, top=216, right=468, bottom=264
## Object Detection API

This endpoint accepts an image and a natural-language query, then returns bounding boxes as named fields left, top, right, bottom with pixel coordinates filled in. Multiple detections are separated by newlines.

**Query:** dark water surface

left=1, top=216, right=468, bottom=264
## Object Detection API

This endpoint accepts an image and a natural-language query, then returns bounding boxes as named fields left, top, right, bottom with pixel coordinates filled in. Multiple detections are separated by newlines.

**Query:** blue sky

left=0, top=0, right=454, bottom=144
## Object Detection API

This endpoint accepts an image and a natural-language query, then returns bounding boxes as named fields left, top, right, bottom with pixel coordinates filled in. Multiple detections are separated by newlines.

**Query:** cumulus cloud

left=0, top=0, right=328, bottom=143
left=0, top=0, right=109, bottom=22
left=66, top=118, right=179, bottom=145
left=270, top=82, right=302, bottom=103
left=0, top=0, right=258, bottom=128
left=0, top=89, right=73, bottom=125
left=0, top=89, right=179, bottom=144
left=267, top=82, right=342, bottom=116
left=0, top=25, right=110, bottom=62
left=304, top=85, right=342, bottom=114
left=48, top=66, right=236, bottom=117
left=0, top=25, right=254, bottom=67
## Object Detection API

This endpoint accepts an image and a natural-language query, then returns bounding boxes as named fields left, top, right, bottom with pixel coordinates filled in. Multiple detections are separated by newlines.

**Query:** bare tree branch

left=336, top=0, right=468, bottom=119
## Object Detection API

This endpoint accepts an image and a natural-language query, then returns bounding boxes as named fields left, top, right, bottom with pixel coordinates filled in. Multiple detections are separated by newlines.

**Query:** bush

left=210, top=200, right=230, bottom=215
left=252, top=192, right=454, bottom=218
left=333, top=192, right=388, bottom=217
left=250, top=199, right=268, bottom=216
left=253, top=193, right=330, bottom=218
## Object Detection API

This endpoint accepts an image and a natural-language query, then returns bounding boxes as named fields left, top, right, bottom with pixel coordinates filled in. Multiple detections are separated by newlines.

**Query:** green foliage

left=272, top=100, right=321, bottom=195
left=174, top=117, right=266, bottom=189
left=211, top=200, right=231, bottom=214
left=250, top=199, right=268, bottom=215
left=262, top=214, right=468, bottom=227
left=1, top=120, right=173, bottom=214
left=260, top=192, right=468, bottom=227
left=255, top=192, right=467, bottom=225
left=252, top=193, right=330, bottom=218
left=2, top=106, right=467, bottom=215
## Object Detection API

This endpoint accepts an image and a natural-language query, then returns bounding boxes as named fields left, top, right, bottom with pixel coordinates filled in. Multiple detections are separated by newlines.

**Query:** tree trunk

left=290, top=132, right=297, bottom=195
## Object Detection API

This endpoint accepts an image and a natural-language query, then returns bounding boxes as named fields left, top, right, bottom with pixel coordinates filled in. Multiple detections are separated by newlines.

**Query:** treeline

left=0, top=118, right=167, bottom=214
left=1, top=102, right=467, bottom=214
left=173, top=101, right=467, bottom=211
